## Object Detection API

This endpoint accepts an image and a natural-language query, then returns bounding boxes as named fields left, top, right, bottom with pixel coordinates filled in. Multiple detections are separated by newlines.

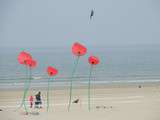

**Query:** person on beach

left=35, top=91, right=42, bottom=108
left=29, top=95, right=34, bottom=108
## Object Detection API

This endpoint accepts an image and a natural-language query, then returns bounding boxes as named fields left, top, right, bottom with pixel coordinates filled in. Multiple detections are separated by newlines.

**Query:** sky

left=1, top=0, right=160, bottom=48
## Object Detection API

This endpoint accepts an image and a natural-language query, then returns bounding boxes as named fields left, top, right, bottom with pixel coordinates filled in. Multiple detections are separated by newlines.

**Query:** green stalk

left=68, top=56, right=80, bottom=111
left=47, top=77, right=50, bottom=112
left=16, top=66, right=28, bottom=111
left=88, top=65, right=93, bottom=111
left=23, top=67, right=32, bottom=113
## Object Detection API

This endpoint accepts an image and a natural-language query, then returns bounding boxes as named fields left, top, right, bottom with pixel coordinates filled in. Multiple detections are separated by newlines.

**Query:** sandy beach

left=0, top=84, right=160, bottom=120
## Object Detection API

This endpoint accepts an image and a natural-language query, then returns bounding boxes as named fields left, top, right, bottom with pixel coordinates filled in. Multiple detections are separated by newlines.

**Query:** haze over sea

left=0, top=44, right=160, bottom=89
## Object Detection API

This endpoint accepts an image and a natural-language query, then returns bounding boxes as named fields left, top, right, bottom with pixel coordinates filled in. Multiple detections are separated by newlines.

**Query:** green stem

left=19, top=66, right=28, bottom=108
left=23, top=67, right=32, bottom=113
left=88, top=65, right=93, bottom=111
left=68, top=56, right=80, bottom=111
left=47, top=77, right=50, bottom=112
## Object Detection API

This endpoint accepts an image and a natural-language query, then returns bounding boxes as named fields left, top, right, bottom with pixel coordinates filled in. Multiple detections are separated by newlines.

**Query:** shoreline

left=1, top=81, right=160, bottom=91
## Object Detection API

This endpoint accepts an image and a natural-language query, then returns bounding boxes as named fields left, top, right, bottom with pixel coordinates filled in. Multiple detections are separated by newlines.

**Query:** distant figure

left=72, top=99, right=79, bottom=103
left=96, top=106, right=100, bottom=109
left=138, top=85, right=142, bottom=88
left=29, top=95, right=34, bottom=108
left=35, top=91, right=42, bottom=108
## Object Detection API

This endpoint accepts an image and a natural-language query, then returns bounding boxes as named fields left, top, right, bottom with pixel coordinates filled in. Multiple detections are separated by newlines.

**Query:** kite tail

left=88, top=65, right=93, bottom=111
left=68, top=56, right=80, bottom=111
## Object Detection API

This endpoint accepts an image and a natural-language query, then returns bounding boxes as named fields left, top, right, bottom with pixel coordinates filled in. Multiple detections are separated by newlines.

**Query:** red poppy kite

left=46, top=66, right=58, bottom=111
left=72, top=42, right=87, bottom=56
left=18, top=51, right=32, bottom=65
left=47, top=66, right=58, bottom=77
left=17, top=51, right=37, bottom=114
left=88, top=55, right=100, bottom=111
left=26, top=59, right=37, bottom=68
left=68, top=42, right=87, bottom=111
left=88, top=56, right=100, bottom=65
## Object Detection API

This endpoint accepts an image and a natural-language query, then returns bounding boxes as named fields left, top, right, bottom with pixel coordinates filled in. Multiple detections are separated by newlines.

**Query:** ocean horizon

left=1, top=44, right=160, bottom=89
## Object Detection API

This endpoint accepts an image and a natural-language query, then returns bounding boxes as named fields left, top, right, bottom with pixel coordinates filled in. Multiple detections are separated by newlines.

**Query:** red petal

left=88, top=56, right=100, bottom=65
left=47, top=66, right=58, bottom=77
left=72, top=42, right=87, bottom=56
left=26, top=59, right=37, bottom=68
left=18, top=51, right=32, bottom=65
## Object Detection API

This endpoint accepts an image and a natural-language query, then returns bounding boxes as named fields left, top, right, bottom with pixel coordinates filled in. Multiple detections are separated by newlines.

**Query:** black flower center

left=78, top=51, right=81, bottom=55
left=92, top=61, right=95, bottom=64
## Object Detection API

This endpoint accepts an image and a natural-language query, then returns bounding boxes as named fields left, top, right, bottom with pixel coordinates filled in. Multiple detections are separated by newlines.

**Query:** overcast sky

left=1, top=0, right=160, bottom=48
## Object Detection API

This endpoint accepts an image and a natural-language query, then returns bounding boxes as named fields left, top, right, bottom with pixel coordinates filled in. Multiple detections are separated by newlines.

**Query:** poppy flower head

left=18, top=51, right=32, bottom=65
left=26, top=59, right=37, bottom=68
left=47, top=66, right=58, bottom=77
left=88, top=56, right=100, bottom=65
left=72, top=42, right=87, bottom=56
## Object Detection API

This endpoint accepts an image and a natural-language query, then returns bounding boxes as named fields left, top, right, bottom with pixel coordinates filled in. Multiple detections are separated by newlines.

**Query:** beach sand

left=0, top=84, right=160, bottom=120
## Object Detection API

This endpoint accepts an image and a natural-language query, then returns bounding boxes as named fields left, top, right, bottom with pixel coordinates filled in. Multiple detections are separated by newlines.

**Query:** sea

left=0, top=44, right=160, bottom=89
